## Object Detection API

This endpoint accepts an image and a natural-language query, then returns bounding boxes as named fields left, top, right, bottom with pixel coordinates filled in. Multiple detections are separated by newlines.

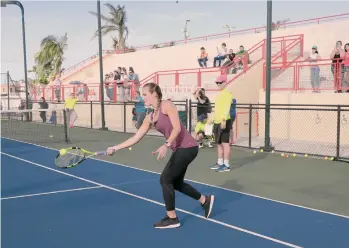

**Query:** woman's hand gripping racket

left=55, top=147, right=108, bottom=169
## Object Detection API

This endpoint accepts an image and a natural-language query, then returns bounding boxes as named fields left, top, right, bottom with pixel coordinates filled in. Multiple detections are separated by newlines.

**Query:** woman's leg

left=154, top=147, right=214, bottom=228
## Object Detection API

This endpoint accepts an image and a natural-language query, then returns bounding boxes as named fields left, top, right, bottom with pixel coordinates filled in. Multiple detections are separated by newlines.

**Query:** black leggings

left=160, top=146, right=201, bottom=211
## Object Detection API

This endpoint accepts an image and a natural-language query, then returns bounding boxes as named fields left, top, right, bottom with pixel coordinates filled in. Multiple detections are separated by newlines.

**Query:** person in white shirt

left=213, top=43, right=228, bottom=67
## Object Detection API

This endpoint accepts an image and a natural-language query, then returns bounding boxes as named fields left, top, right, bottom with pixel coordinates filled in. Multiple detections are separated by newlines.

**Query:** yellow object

left=129, top=147, right=132, bottom=150
left=330, top=157, right=334, bottom=161
left=195, top=122, right=206, bottom=133
left=253, top=151, right=256, bottom=154
left=281, top=153, right=284, bottom=156
left=304, top=154, right=308, bottom=158
left=49, top=135, right=53, bottom=138
left=293, top=153, right=296, bottom=157
left=213, top=89, right=233, bottom=124
left=272, top=150, right=275, bottom=153
left=64, top=97, right=78, bottom=109
left=59, top=149, right=67, bottom=156
left=324, top=157, right=328, bottom=160
left=260, top=149, right=264, bottom=152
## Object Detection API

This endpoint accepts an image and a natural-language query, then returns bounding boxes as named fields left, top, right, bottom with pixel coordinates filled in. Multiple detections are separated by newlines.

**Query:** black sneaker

left=201, top=195, right=215, bottom=218
left=154, top=215, right=180, bottom=229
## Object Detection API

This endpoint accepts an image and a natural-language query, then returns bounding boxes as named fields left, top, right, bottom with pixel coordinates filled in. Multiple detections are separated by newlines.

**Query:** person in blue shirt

left=132, top=91, right=147, bottom=129
left=230, top=98, right=237, bottom=144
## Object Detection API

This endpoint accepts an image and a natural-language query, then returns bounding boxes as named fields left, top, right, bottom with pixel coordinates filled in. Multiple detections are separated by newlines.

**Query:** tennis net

left=1, top=109, right=70, bottom=144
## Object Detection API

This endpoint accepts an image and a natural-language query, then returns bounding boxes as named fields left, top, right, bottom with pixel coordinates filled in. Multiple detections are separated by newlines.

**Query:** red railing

left=60, top=13, right=348, bottom=80
left=140, top=35, right=304, bottom=94
left=267, top=59, right=349, bottom=92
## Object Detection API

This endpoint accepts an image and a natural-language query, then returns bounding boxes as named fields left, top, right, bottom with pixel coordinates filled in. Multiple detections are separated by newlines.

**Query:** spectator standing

left=229, top=98, right=236, bottom=145
left=38, top=97, right=48, bottom=123
left=132, top=91, right=147, bottom=129
left=307, top=45, right=321, bottom=93
left=342, top=43, right=349, bottom=92
left=208, top=75, right=233, bottom=172
left=193, top=88, right=211, bottom=120
left=330, top=41, right=345, bottom=92
left=128, top=67, right=140, bottom=91
left=64, top=93, right=79, bottom=128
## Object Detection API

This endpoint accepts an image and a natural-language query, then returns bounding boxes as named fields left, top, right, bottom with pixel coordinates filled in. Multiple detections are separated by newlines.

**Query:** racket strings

left=55, top=150, right=85, bottom=168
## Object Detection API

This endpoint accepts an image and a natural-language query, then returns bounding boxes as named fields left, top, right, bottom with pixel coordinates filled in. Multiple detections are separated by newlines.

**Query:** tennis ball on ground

left=293, top=153, right=296, bottom=157
left=129, top=147, right=132, bottom=151
left=330, top=157, right=334, bottom=161
left=49, top=135, right=53, bottom=138
left=281, top=153, right=284, bottom=157
left=253, top=151, right=257, bottom=154
left=260, top=149, right=264, bottom=152
left=272, top=150, right=275, bottom=153
left=59, top=149, right=67, bottom=156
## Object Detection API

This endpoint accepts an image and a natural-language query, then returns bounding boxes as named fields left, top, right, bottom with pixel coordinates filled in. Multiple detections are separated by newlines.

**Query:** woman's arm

left=162, top=100, right=181, bottom=145
left=109, top=115, right=151, bottom=151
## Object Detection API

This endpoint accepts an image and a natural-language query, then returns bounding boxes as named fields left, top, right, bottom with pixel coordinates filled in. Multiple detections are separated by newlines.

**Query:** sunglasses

left=215, top=81, right=224, bottom=85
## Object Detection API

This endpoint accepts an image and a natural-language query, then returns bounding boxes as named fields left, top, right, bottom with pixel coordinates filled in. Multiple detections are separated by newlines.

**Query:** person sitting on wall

left=235, top=45, right=250, bottom=70
left=213, top=43, right=228, bottom=67
left=198, top=47, right=208, bottom=68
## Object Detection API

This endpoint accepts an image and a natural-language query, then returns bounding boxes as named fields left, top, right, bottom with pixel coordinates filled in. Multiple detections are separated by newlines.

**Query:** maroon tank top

left=152, top=104, right=198, bottom=151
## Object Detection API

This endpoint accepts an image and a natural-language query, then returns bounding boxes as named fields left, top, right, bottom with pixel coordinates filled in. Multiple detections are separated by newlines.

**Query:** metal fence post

left=90, top=101, right=93, bottom=129
left=123, top=102, right=127, bottom=133
left=249, top=104, right=252, bottom=148
left=336, top=105, right=341, bottom=160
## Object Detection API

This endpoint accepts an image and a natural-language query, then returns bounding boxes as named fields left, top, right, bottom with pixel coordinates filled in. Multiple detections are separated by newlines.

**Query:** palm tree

left=272, top=19, right=290, bottom=31
left=89, top=3, right=129, bottom=50
left=34, top=33, right=68, bottom=83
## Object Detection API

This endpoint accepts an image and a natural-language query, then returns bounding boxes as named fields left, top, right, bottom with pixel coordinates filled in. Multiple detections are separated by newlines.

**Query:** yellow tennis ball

left=253, top=151, right=256, bottom=154
left=49, top=135, right=53, bottom=138
left=304, top=154, right=308, bottom=158
left=330, top=157, right=334, bottom=161
left=272, top=150, right=275, bottom=153
left=59, top=149, right=67, bottom=156
left=129, top=147, right=132, bottom=151
left=293, top=153, right=296, bottom=157
left=260, top=149, right=264, bottom=152
left=281, top=153, right=284, bottom=156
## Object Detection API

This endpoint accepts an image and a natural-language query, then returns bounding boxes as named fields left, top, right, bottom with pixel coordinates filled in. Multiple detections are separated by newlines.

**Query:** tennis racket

left=55, top=147, right=108, bottom=169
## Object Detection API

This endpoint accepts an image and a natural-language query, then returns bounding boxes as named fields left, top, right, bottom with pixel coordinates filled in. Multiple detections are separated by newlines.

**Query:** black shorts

left=213, top=119, right=232, bottom=144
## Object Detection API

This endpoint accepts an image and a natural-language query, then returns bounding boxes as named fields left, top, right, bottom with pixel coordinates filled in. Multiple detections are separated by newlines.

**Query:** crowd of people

left=307, top=41, right=349, bottom=93
left=104, top=66, right=140, bottom=101
left=197, top=43, right=250, bottom=74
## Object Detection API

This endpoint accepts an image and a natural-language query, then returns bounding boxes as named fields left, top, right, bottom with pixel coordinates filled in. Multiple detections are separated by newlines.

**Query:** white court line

left=2, top=137, right=349, bottom=220
left=2, top=152, right=301, bottom=248
left=1, top=186, right=102, bottom=200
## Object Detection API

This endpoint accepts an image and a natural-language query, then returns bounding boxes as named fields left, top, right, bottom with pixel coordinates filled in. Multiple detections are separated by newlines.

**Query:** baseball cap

left=216, top=74, right=227, bottom=83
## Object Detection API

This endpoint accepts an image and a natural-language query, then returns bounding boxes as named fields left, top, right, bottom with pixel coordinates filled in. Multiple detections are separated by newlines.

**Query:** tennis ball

left=253, top=151, right=257, bottom=154
left=129, top=147, right=132, bottom=151
left=324, top=157, right=328, bottom=160
left=304, top=154, right=308, bottom=158
left=272, top=150, right=275, bottom=153
left=293, top=153, right=296, bottom=157
left=330, top=157, right=334, bottom=161
left=49, top=135, right=53, bottom=138
left=260, top=149, right=264, bottom=152
left=59, top=149, right=67, bottom=156
left=281, top=153, right=284, bottom=157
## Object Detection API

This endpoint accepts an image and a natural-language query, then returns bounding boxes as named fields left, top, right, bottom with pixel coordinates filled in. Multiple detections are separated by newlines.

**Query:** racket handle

left=95, top=151, right=107, bottom=156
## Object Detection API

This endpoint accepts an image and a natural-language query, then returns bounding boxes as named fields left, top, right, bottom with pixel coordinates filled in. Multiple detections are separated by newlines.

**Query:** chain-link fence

left=16, top=100, right=349, bottom=161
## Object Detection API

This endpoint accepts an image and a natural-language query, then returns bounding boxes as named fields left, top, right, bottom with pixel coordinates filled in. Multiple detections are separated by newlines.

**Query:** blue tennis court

left=2, top=137, right=349, bottom=248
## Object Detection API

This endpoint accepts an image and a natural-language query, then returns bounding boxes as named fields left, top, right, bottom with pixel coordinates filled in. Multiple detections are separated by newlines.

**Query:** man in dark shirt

left=193, top=88, right=211, bottom=119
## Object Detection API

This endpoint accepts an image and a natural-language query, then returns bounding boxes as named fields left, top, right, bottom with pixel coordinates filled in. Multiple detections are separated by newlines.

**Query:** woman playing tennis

left=107, top=82, right=214, bottom=229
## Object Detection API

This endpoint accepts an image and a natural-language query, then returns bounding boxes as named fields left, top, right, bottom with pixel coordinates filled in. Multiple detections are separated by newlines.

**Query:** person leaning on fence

left=132, top=91, right=147, bottom=129
left=208, top=75, right=233, bottom=172
left=64, top=93, right=79, bottom=128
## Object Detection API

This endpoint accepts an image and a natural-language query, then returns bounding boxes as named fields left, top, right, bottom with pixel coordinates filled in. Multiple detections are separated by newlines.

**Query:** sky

left=1, top=1, right=348, bottom=81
